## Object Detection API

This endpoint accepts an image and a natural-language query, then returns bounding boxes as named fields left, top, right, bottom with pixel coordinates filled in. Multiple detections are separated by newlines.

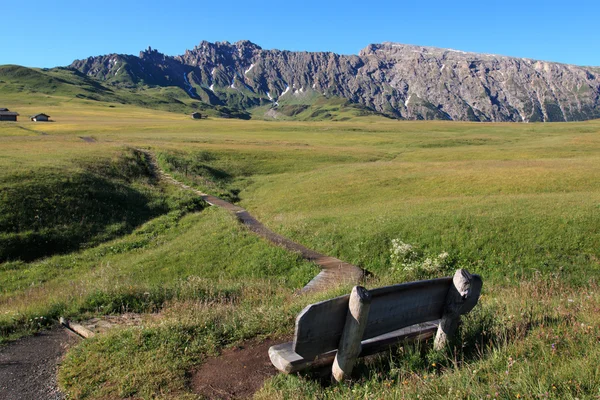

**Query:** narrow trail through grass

left=141, top=149, right=364, bottom=292
left=2, top=103, right=598, bottom=399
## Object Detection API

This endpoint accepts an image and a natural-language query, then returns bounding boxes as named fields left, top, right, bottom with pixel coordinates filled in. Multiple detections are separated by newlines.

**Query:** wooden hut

left=31, top=113, right=51, bottom=122
left=0, top=109, right=19, bottom=122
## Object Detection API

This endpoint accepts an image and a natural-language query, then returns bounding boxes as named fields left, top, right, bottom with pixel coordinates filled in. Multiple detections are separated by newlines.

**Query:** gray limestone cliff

left=69, top=40, right=600, bottom=122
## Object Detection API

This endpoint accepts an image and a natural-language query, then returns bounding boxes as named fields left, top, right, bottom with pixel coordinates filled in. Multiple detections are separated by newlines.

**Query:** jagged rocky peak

left=68, top=40, right=600, bottom=122
left=361, top=42, right=497, bottom=58
left=186, top=40, right=261, bottom=55
left=234, top=40, right=262, bottom=50
left=176, top=40, right=262, bottom=70
left=139, top=46, right=167, bottom=61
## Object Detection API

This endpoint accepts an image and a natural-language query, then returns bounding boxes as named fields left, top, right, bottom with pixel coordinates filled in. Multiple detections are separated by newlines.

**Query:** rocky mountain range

left=69, top=40, right=600, bottom=122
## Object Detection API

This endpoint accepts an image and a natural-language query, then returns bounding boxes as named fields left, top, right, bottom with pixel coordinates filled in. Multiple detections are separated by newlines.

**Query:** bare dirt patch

left=191, top=338, right=281, bottom=399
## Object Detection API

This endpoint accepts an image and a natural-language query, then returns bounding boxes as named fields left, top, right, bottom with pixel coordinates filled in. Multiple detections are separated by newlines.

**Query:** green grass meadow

left=0, top=92, right=598, bottom=398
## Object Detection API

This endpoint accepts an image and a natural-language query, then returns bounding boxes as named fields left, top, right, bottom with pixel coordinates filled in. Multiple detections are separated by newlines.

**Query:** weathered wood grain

left=332, top=286, right=372, bottom=382
left=363, top=278, right=452, bottom=339
left=434, top=270, right=483, bottom=350
left=275, top=271, right=483, bottom=374
left=293, top=278, right=460, bottom=359
left=270, top=321, right=438, bottom=374
left=269, top=343, right=337, bottom=374
left=293, top=294, right=350, bottom=358
left=59, top=317, right=95, bottom=339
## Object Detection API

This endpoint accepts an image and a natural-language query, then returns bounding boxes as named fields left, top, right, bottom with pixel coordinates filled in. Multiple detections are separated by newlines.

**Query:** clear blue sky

left=2, top=0, right=599, bottom=68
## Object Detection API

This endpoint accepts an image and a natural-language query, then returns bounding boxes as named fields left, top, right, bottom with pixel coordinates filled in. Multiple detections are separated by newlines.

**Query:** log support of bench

left=332, top=286, right=372, bottom=382
left=433, top=269, right=474, bottom=351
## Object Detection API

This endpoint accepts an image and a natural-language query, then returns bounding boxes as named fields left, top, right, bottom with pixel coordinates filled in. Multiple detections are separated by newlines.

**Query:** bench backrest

left=293, top=275, right=482, bottom=359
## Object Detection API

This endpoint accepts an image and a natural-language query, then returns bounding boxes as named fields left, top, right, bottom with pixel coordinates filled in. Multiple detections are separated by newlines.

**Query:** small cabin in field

left=31, top=113, right=51, bottom=122
left=0, top=109, right=19, bottom=122
left=191, top=112, right=204, bottom=119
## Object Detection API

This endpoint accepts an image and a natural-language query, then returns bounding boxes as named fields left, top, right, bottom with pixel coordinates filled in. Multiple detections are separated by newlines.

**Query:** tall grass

left=257, top=275, right=599, bottom=399
left=1, top=97, right=599, bottom=398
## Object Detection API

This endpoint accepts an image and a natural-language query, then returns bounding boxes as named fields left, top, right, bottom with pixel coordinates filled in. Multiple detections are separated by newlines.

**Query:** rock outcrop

left=70, top=40, right=600, bottom=121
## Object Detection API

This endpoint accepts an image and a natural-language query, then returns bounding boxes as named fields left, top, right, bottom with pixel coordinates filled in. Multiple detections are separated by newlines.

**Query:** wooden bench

left=269, top=269, right=482, bottom=381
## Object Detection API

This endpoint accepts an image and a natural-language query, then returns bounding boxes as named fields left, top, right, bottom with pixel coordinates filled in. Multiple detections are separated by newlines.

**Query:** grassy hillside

left=0, top=65, right=388, bottom=122
left=250, top=94, right=387, bottom=121
left=0, top=148, right=178, bottom=262
left=143, top=119, right=600, bottom=283
left=0, top=98, right=598, bottom=398
left=0, top=65, right=250, bottom=119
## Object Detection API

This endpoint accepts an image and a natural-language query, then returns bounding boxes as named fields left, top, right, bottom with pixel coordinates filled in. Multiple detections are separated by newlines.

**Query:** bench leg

left=332, top=286, right=372, bottom=382
left=434, top=269, right=473, bottom=350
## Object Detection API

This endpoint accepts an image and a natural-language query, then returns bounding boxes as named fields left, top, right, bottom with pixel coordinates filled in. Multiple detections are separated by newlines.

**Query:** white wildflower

left=390, top=239, right=418, bottom=270
left=390, top=238, right=451, bottom=273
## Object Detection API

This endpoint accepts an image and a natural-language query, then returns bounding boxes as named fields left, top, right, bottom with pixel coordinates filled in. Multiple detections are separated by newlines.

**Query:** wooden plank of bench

left=361, top=320, right=438, bottom=357
left=270, top=321, right=439, bottom=374
left=293, top=278, right=454, bottom=359
left=293, top=294, right=350, bottom=358
left=363, top=278, right=452, bottom=339
left=269, top=343, right=336, bottom=374
left=293, top=276, right=482, bottom=359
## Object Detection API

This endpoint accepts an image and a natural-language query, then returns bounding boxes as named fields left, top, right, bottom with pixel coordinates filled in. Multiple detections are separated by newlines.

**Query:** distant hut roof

left=0, top=111, right=19, bottom=116
left=0, top=108, right=9, bottom=112
left=31, top=113, right=50, bottom=118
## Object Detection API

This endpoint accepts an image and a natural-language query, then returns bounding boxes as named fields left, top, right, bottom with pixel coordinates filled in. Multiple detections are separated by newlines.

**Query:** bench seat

left=269, top=321, right=439, bottom=373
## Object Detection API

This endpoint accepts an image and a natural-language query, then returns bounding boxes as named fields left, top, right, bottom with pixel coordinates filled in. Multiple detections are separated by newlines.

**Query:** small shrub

left=389, top=238, right=419, bottom=267
left=389, top=238, right=452, bottom=274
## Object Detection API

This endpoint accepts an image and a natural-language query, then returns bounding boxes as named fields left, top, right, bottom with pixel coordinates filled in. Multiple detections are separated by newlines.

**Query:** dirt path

left=0, top=327, right=79, bottom=400
left=0, top=151, right=364, bottom=400
left=142, top=149, right=367, bottom=397
left=191, top=338, right=280, bottom=399
left=141, top=150, right=364, bottom=292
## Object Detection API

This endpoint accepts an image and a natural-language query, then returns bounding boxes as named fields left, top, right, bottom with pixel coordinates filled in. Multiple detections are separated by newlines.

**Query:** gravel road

left=0, top=327, right=78, bottom=400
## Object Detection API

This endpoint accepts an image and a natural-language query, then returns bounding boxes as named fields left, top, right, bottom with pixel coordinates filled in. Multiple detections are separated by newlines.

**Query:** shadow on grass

left=293, top=310, right=570, bottom=387
left=0, top=172, right=167, bottom=262
left=0, top=149, right=176, bottom=262
left=157, top=151, right=242, bottom=203
left=350, top=311, right=569, bottom=384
